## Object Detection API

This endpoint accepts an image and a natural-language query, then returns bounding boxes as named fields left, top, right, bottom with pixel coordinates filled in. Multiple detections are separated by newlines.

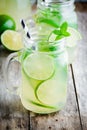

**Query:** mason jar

left=4, top=37, right=68, bottom=114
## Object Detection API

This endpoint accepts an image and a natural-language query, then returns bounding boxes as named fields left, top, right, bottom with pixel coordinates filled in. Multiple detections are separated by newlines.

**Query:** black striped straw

left=21, top=19, right=31, bottom=39
left=21, top=19, right=36, bottom=50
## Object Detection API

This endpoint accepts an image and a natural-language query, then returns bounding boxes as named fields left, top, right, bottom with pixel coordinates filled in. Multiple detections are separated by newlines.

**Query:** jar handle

left=3, top=52, right=21, bottom=95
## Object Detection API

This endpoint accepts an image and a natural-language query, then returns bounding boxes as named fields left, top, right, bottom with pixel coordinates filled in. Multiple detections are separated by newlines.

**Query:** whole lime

left=0, top=14, right=16, bottom=35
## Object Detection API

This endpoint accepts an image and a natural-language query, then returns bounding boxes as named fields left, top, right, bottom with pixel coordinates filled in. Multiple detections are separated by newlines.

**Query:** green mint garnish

left=53, top=29, right=61, bottom=35
left=60, top=22, right=68, bottom=33
left=53, top=22, right=70, bottom=40
left=55, top=35, right=65, bottom=40
left=37, top=17, right=59, bottom=28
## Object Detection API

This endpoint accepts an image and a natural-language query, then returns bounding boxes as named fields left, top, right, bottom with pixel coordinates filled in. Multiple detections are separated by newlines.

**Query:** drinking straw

left=21, top=19, right=36, bottom=50
left=21, top=19, right=31, bottom=39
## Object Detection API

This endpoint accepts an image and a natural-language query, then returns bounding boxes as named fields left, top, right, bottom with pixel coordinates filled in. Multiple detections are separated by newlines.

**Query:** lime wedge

left=23, top=53, right=55, bottom=80
left=36, top=79, right=67, bottom=106
left=1, top=30, right=24, bottom=51
left=66, top=27, right=82, bottom=47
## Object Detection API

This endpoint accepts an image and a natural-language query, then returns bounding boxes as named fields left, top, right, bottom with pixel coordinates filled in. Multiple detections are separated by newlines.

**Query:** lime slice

left=21, top=70, right=56, bottom=113
left=36, top=79, right=67, bottom=106
left=66, top=27, right=82, bottom=47
left=1, top=30, right=24, bottom=51
left=23, top=53, right=55, bottom=80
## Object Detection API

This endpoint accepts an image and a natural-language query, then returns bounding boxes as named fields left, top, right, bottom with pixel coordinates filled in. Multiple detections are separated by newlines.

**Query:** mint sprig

left=37, top=17, right=59, bottom=28
left=53, top=22, right=70, bottom=40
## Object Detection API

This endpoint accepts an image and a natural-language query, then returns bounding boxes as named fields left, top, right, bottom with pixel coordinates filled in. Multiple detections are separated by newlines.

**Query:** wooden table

left=0, top=3, right=87, bottom=130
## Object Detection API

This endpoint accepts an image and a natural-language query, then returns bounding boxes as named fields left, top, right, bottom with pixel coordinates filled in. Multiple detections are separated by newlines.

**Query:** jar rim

left=36, top=38, right=65, bottom=46
left=23, top=36, right=65, bottom=54
left=24, top=35, right=65, bottom=46
left=38, top=0, right=74, bottom=8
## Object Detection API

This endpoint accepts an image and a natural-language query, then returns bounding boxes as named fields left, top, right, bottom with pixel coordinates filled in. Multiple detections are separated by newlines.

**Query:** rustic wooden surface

left=0, top=2, right=86, bottom=130
left=73, top=2, right=87, bottom=130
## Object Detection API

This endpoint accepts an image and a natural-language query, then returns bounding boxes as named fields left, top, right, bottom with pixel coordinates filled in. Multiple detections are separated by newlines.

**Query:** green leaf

left=53, top=29, right=61, bottom=35
left=63, top=32, right=70, bottom=36
left=49, top=46, right=58, bottom=51
left=37, top=18, right=59, bottom=28
left=60, top=22, right=68, bottom=34
left=55, top=35, right=64, bottom=40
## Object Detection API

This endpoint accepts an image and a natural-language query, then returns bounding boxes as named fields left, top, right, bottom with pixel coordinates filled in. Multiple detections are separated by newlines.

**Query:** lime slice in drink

left=23, top=53, right=55, bottom=80
left=36, top=79, right=66, bottom=106
left=66, top=27, right=82, bottom=47
left=1, top=30, right=24, bottom=51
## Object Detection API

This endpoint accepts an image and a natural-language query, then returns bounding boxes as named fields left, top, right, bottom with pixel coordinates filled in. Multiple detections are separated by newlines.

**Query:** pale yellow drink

left=19, top=39, right=68, bottom=114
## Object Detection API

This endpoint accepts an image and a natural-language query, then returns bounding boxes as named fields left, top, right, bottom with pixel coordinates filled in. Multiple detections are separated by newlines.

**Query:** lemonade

left=0, top=0, right=31, bottom=30
left=20, top=39, right=68, bottom=113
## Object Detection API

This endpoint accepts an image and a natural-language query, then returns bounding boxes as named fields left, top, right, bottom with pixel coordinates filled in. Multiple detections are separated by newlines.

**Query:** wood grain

left=75, top=2, right=87, bottom=12
left=72, top=6, right=87, bottom=130
left=30, top=68, right=81, bottom=130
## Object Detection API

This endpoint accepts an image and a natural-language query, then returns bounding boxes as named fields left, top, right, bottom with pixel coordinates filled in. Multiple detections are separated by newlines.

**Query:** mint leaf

left=60, top=22, right=68, bottom=34
left=53, top=29, right=61, bottom=35
left=63, top=32, right=70, bottom=36
left=52, top=22, right=71, bottom=40
left=55, top=35, right=64, bottom=40
left=37, top=17, right=59, bottom=28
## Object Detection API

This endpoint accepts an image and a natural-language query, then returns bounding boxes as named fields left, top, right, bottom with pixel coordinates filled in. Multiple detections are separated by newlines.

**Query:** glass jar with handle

left=4, top=36, right=68, bottom=114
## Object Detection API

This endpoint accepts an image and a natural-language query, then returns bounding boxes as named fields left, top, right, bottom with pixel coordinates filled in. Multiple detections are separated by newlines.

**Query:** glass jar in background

left=33, top=0, right=79, bottom=64
left=0, top=0, right=31, bottom=30
left=36, top=0, right=78, bottom=29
